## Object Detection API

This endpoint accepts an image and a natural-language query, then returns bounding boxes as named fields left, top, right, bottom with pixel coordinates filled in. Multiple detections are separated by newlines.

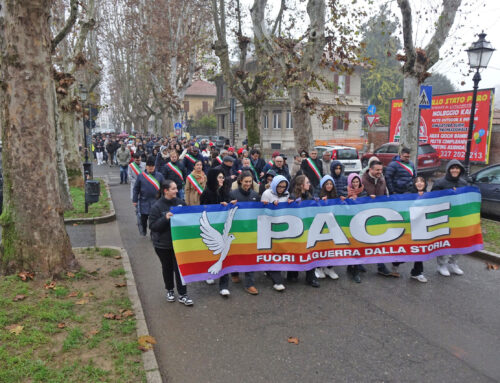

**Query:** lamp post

left=464, top=32, right=495, bottom=176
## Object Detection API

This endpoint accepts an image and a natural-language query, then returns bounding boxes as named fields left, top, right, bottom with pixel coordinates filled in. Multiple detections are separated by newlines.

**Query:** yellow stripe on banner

left=174, top=223, right=482, bottom=264
left=175, top=214, right=481, bottom=251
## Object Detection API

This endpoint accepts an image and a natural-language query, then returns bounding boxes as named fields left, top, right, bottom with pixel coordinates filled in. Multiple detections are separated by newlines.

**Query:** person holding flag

left=185, top=160, right=207, bottom=206
left=133, top=157, right=165, bottom=236
left=300, top=149, right=323, bottom=195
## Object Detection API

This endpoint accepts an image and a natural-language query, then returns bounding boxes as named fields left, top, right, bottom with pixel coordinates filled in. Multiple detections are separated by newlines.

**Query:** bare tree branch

left=51, top=0, right=78, bottom=52
left=397, top=0, right=416, bottom=73
left=271, top=0, right=286, bottom=36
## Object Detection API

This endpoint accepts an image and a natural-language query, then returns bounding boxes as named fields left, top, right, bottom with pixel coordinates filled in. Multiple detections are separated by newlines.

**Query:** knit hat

left=223, top=156, right=235, bottom=163
left=237, top=147, right=244, bottom=155
left=146, top=157, right=155, bottom=166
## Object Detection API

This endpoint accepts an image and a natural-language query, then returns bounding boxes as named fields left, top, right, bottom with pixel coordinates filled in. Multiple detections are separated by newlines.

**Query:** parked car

left=213, top=136, right=227, bottom=148
left=361, top=142, right=441, bottom=175
left=314, top=145, right=362, bottom=174
left=469, top=164, right=500, bottom=217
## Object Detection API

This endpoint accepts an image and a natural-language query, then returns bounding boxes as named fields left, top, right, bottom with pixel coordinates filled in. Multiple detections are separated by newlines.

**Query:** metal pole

left=464, top=69, right=481, bottom=176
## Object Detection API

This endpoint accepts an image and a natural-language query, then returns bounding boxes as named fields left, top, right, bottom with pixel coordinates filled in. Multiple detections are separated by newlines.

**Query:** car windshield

left=337, top=149, right=358, bottom=160
left=418, top=145, right=436, bottom=155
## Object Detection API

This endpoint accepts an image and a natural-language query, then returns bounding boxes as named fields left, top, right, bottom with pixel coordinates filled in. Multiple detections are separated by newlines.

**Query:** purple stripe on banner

left=179, top=243, right=484, bottom=283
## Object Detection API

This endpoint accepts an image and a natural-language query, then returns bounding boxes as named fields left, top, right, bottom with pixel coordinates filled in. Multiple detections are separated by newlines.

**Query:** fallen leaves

left=83, top=292, right=94, bottom=298
left=138, top=335, right=156, bottom=351
left=66, top=272, right=75, bottom=278
left=57, top=323, right=66, bottom=329
left=114, top=255, right=122, bottom=260
left=287, top=337, right=299, bottom=345
left=18, top=272, right=34, bottom=281
left=120, top=309, right=134, bottom=318
left=86, top=329, right=100, bottom=338
left=486, top=263, right=499, bottom=270
left=67, top=291, right=79, bottom=298
left=104, top=309, right=134, bottom=321
left=75, top=299, right=89, bottom=305
left=115, top=282, right=127, bottom=288
left=5, top=324, right=24, bottom=335
left=104, top=313, right=116, bottom=320
left=44, top=281, right=57, bottom=290
left=13, top=294, right=26, bottom=302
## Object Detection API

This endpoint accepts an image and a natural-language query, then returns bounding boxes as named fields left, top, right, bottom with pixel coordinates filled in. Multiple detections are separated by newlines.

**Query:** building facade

left=213, top=67, right=367, bottom=152
left=183, top=80, right=216, bottom=120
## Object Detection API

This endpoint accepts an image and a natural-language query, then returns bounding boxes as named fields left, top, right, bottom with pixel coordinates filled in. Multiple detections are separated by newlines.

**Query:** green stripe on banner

left=171, top=202, right=480, bottom=240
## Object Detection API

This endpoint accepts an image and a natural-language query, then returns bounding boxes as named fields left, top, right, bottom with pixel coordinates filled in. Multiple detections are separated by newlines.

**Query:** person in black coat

left=149, top=179, right=193, bottom=306
left=300, top=149, right=323, bottom=194
left=228, top=171, right=260, bottom=295
left=431, top=159, right=468, bottom=277
left=287, top=175, right=320, bottom=288
left=162, top=149, right=187, bottom=200
left=133, top=157, right=164, bottom=236
left=250, top=149, right=266, bottom=178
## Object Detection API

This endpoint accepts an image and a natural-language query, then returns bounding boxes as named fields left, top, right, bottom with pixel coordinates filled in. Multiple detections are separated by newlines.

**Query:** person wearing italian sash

left=128, top=153, right=146, bottom=200
left=149, top=179, right=193, bottom=306
left=249, top=149, right=266, bottom=178
left=183, top=145, right=206, bottom=175
left=287, top=175, right=321, bottom=288
left=185, top=160, right=207, bottom=206
left=133, top=157, right=165, bottom=236
left=385, top=147, right=416, bottom=195
left=262, top=151, right=280, bottom=175
left=300, top=149, right=323, bottom=195
left=162, top=150, right=186, bottom=200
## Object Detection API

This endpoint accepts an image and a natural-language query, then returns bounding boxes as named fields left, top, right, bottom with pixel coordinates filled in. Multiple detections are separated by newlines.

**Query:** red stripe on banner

left=177, top=233, right=482, bottom=276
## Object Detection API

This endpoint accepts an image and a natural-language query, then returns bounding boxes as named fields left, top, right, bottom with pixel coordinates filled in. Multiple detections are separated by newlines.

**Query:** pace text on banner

left=171, top=187, right=483, bottom=283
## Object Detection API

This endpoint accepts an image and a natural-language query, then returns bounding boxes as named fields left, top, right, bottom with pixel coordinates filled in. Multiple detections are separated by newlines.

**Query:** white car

left=314, top=145, right=362, bottom=174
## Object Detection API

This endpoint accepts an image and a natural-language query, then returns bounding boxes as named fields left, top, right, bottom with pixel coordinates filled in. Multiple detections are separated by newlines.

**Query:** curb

left=74, top=246, right=163, bottom=383
left=470, top=249, right=500, bottom=264
left=64, top=178, right=116, bottom=225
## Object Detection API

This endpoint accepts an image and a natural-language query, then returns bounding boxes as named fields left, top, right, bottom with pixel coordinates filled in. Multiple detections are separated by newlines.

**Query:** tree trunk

left=0, top=0, right=76, bottom=277
left=399, top=76, right=420, bottom=163
left=59, top=93, right=82, bottom=179
left=53, top=86, right=73, bottom=210
left=289, top=87, right=314, bottom=151
left=243, top=104, right=261, bottom=147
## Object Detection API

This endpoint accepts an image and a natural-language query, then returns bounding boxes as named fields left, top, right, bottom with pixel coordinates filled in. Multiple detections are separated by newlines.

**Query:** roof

left=185, top=80, right=216, bottom=97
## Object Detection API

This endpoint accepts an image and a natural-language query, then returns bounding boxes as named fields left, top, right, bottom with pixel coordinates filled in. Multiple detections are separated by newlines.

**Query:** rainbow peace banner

left=171, top=187, right=483, bottom=283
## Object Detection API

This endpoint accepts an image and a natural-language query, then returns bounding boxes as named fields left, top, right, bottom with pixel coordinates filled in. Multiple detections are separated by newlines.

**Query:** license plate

left=424, top=160, right=433, bottom=164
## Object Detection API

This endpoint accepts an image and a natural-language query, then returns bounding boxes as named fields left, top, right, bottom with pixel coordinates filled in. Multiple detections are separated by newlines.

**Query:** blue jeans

left=120, top=165, right=128, bottom=183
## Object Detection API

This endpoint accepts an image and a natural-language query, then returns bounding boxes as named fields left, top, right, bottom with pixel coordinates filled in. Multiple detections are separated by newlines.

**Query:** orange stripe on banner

left=176, top=224, right=482, bottom=264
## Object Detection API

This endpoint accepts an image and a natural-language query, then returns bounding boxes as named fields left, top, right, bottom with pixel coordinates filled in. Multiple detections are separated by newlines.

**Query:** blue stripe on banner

left=171, top=187, right=481, bottom=225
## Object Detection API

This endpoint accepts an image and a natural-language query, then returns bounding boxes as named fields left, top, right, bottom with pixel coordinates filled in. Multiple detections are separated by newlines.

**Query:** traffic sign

left=174, top=122, right=182, bottom=129
left=175, top=128, right=181, bottom=136
left=366, top=114, right=380, bottom=128
left=367, top=105, right=376, bottom=115
left=419, top=85, right=432, bottom=109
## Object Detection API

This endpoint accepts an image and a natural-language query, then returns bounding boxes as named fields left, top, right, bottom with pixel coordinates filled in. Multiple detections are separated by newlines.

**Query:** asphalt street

left=79, top=164, right=500, bottom=382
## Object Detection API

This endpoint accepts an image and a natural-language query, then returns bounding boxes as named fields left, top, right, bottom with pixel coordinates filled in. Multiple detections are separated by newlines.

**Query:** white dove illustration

left=200, top=206, right=238, bottom=275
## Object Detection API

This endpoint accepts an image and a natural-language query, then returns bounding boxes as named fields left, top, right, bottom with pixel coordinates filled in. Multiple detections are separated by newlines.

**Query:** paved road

left=89, top=164, right=500, bottom=382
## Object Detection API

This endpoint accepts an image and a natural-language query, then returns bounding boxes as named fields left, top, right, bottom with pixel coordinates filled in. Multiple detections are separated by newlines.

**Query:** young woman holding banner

left=149, top=179, right=193, bottom=306
left=287, top=175, right=320, bottom=288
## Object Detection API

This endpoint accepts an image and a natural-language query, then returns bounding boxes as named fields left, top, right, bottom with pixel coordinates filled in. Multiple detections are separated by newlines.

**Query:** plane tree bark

left=0, top=0, right=76, bottom=276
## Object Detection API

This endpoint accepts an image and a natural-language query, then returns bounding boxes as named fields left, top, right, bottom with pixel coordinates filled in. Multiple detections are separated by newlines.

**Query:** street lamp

left=79, top=84, right=92, bottom=181
left=464, top=32, right=495, bottom=175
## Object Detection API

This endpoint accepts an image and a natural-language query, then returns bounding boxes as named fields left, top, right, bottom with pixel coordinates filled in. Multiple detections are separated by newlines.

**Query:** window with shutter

left=202, top=101, right=208, bottom=113
left=183, top=101, right=189, bottom=112
left=344, top=112, right=349, bottom=131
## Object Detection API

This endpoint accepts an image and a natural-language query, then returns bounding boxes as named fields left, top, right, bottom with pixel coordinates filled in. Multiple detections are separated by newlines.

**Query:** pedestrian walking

left=116, top=142, right=131, bottom=184
left=133, top=157, right=164, bottom=236
left=149, top=179, right=193, bottom=306
left=185, top=160, right=207, bottom=206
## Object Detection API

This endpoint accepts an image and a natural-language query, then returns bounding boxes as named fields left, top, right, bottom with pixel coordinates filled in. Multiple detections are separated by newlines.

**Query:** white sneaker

left=205, top=279, right=214, bottom=285
left=315, top=268, right=326, bottom=279
left=448, top=263, right=464, bottom=275
left=411, top=274, right=428, bottom=283
left=273, top=284, right=285, bottom=291
left=324, top=267, right=339, bottom=280
left=437, top=265, right=450, bottom=276
left=219, top=289, right=230, bottom=296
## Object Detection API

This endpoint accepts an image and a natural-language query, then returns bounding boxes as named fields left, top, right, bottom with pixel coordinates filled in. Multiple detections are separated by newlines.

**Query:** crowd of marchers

left=89, top=133, right=469, bottom=307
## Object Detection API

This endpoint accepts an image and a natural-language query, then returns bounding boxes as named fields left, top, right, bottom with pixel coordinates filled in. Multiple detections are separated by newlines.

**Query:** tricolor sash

left=396, top=161, right=414, bottom=176
left=187, top=174, right=204, bottom=195
left=143, top=173, right=160, bottom=191
left=215, top=156, right=223, bottom=164
left=268, top=160, right=274, bottom=167
left=185, top=153, right=197, bottom=164
left=167, top=162, right=184, bottom=181
left=249, top=163, right=259, bottom=180
left=306, top=158, right=321, bottom=180
left=129, top=162, right=142, bottom=176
